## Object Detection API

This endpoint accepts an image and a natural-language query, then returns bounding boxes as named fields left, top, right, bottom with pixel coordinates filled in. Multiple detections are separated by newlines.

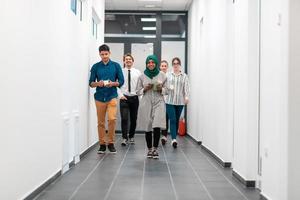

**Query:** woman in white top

left=165, top=57, right=190, bottom=148
left=159, top=60, right=169, bottom=145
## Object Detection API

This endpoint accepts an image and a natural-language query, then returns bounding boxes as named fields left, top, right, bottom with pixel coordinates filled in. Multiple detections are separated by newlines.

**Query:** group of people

left=89, top=44, right=190, bottom=159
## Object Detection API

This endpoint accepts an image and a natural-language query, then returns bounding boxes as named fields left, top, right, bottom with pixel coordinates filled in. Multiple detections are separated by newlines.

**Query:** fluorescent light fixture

left=139, top=0, right=162, bottom=2
left=141, top=18, right=156, bottom=22
left=144, top=35, right=156, bottom=38
left=145, top=5, right=156, bottom=8
left=143, top=27, right=156, bottom=31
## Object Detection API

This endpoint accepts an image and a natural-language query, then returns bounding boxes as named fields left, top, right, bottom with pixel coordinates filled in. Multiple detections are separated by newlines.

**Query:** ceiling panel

left=105, top=0, right=192, bottom=11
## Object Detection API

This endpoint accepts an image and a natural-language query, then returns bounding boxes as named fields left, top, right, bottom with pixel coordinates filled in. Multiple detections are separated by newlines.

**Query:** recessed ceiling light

left=139, top=0, right=162, bottom=2
left=145, top=4, right=156, bottom=8
left=141, top=18, right=156, bottom=22
left=142, top=27, right=156, bottom=31
left=144, top=35, right=156, bottom=38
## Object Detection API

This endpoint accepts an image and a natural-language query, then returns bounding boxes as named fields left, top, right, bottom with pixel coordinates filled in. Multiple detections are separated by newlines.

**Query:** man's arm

left=116, top=63, right=124, bottom=87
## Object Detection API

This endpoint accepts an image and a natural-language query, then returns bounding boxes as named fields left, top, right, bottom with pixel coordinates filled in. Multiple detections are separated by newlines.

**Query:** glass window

left=92, top=18, right=97, bottom=38
left=162, top=13, right=186, bottom=38
left=105, top=13, right=157, bottom=38
left=71, top=0, right=77, bottom=15
left=79, top=1, right=83, bottom=21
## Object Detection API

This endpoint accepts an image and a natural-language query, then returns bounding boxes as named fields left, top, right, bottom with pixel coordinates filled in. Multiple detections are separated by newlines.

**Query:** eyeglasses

left=172, top=62, right=180, bottom=65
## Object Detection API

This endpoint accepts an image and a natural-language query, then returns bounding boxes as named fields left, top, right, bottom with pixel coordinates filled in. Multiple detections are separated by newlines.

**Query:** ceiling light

left=141, top=18, right=156, bottom=22
left=142, top=27, right=156, bottom=31
left=145, top=5, right=156, bottom=8
left=139, top=0, right=162, bottom=2
left=144, top=35, right=156, bottom=38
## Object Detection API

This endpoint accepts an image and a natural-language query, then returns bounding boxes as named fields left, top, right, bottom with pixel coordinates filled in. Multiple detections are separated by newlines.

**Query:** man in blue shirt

left=89, top=44, right=124, bottom=154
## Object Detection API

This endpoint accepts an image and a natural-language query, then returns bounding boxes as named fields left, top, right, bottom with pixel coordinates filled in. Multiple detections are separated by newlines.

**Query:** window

left=79, top=0, right=83, bottom=21
left=71, top=0, right=77, bottom=15
left=92, top=18, right=98, bottom=39
left=105, top=13, right=157, bottom=38
left=92, top=9, right=100, bottom=39
left=162, top=13, right=186, bottom=38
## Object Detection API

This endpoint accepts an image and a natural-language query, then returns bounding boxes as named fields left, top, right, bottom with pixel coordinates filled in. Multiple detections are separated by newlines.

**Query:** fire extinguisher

left=178, top=118, right=186, bottom=136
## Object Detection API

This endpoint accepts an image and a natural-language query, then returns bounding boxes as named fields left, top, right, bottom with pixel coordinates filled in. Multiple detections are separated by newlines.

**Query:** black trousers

left=145, top=128, right=161, bottom=149
left=161, top=112, right=169, bottom=137
left=120, top=95, right=139, bottom=140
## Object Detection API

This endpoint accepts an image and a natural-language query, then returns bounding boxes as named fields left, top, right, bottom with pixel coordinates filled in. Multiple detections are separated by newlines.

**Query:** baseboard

left=24, top=141, right=98, bottom=200
left=80, top=141, right=98, bottom=159
left=185, top=133, right=231, bottom=168
left=260, top=192, right=269, bottom=200
left=23, top=171, right=61, bottom=200
left=186, top=133, right=202, bottom=145
left=232, top=170, right=255, bottom=188
left=69, top=160, right=75, bottom=168
left=201, top=145, right=232, bottom=168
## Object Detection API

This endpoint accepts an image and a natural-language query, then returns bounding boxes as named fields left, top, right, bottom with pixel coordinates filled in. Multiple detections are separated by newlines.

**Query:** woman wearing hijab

left=136, top=55, right=167, bottom=159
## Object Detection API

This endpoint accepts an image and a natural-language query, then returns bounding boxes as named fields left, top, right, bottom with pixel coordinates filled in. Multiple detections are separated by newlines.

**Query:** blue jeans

left=166, top=104, right=184, bottom=140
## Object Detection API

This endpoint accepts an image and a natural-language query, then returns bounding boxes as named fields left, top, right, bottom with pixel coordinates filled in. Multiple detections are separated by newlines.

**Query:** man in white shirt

left=119, top=54, right=141, bottom=146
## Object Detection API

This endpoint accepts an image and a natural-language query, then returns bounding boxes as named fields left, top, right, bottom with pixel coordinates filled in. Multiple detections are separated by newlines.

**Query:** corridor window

left=79, top=0, right=83, bottom=21
left=162, top=13, right=186, bottom=38
left=71, top=0, right=77, bottom=15
left=105, top=13, right=157, bottom=38
left=92, top=18, right=98, bottom=39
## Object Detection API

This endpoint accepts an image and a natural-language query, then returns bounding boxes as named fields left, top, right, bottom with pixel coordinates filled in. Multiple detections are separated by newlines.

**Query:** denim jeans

left=166, top=104, right=184, bottom=140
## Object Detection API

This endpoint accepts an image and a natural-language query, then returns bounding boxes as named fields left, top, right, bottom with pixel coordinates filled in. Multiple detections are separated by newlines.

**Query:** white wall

left=232, top=0, right=259, bottom=182
left=0, top=0, right=104, bottom=199
left=188, top=0, right=294, bottom=199
left=188, top=0, right=234, bottom=162
left=288, top=1, right=300, bottom=199
left=259, top=0, right=289, bottom=199
left=187, top=0, right=203, bottom=142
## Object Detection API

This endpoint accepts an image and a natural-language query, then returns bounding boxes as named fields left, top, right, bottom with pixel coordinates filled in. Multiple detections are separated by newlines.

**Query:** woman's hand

left=143, top=83, right=153, bottom=93
left=156, top=83, right=162, bottom=93
left=184, top=98, right=189, bottom=105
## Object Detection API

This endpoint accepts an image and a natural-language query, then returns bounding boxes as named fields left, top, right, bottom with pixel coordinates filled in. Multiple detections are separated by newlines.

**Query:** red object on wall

left=178, top=118, right=186, bottom=136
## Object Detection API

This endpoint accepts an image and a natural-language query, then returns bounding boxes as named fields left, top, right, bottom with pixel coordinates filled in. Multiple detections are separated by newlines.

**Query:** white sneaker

left=147, top=148, right=153, bottom=158
left=129, top=137, right=135, bottom=144
left=171, top=139, right=177, bottom=148
left=121, top=139, right=127, bottom=146
left=152, top=148, right=159, bottom=159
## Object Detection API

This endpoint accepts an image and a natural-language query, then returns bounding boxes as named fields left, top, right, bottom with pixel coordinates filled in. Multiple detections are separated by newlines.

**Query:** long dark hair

left=172, top=57, right=181, bottom=65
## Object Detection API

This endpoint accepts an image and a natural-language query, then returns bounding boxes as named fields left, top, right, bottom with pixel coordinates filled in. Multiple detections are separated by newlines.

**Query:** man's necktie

left=128, top=69, right=131, bottom=93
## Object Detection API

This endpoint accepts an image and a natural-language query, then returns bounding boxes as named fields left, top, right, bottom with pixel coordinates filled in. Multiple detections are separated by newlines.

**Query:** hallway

left=35, top=135, right=260, bottom=200
left=1, top=0, right=300, bottom=199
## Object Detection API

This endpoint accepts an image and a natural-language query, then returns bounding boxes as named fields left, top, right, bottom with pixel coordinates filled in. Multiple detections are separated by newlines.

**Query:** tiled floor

left=35, top=135, right=260, bottom=200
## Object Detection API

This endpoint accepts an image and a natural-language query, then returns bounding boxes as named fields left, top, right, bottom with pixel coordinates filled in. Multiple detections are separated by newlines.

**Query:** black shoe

left=152, top=149, right=159, bottom=159
left=108, top=143, right=117, bottom=153
left=161, top=136, right=167, bottom=145
left=147, top=149, right=153, bottom=158
left=98, top=145, right=106, bottom=154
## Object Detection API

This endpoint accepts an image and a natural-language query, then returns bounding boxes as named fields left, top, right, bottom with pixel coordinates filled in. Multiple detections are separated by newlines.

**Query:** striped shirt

left=165, top=71, right=190, bottom=105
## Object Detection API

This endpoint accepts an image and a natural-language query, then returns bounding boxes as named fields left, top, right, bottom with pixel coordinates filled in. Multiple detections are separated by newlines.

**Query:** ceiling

left=105, top=0, right=193, bottom=11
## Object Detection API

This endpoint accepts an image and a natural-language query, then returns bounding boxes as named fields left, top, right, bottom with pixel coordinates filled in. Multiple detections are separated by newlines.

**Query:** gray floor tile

left=35, top=135, right=260, bottom=200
